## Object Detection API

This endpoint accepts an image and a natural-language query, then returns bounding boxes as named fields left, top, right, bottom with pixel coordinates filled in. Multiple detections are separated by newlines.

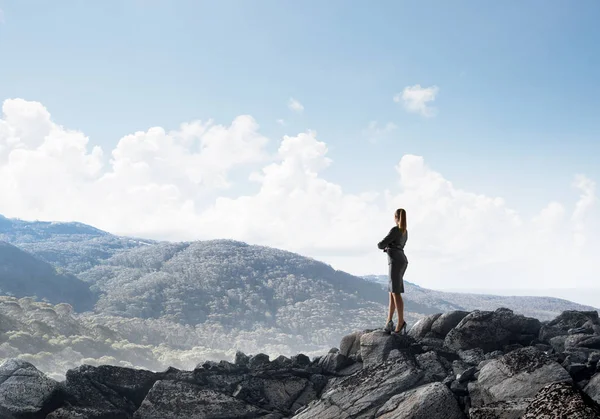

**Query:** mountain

left=0, top=241, right=96, bottom=311
left=363, top=274, right=599, bottom=320
left=0, top=213, right=153, bottom=273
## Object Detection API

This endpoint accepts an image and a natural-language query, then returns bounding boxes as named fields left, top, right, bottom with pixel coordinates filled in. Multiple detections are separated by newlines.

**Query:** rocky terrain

left=2, top=307, right=600, bottom=418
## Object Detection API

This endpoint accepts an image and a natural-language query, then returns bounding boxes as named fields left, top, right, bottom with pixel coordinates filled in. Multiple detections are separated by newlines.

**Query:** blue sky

left=1, top=0, right=599, bottom=215
left=1, top=1, right=600, bottom=300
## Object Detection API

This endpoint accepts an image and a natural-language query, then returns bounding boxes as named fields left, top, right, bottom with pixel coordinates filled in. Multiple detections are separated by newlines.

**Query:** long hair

left=395, top=208, right=407, bottom=234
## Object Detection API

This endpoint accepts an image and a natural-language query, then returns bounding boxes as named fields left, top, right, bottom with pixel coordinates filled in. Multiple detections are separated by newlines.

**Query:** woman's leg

left=392, top=293, right=404, bottom=331
left=387, top=292, right=396, bottom=323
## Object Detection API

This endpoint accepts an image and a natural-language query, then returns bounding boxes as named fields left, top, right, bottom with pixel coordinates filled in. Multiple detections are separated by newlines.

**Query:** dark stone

left=445, top=308, right=541, bottom=353
left=457, top=366, right=476, bottom=383
left=523, top=381, right=600, bottom=418
left=234, top=351, right=249, bottom=366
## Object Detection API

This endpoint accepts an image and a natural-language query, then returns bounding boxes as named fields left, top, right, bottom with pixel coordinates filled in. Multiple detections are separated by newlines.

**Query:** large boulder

left=430, top=311, right=469, bottom=338
left=376, top=382, right=465, bottom=419
left=523, top=381, right=600, bottom=418
left=339, top=330, right=369, bottom=358
left=539, top=310, right=600, bottom=343
left=444, top=308, right=541, bottom=353
left=477, top=346, right=572, bottom=404
left=359, top=330, right=412, bottom=367
left=584, top=373, right=600, bottom=405
left=0, top=358, right=63, bottom=419
left=61, top=364, right=158, bottom=417
left=133, top=380, right=269, bottom=418
left=408, top=313, right=442, bottom=339
left=292, top=354, right=427, bottom=419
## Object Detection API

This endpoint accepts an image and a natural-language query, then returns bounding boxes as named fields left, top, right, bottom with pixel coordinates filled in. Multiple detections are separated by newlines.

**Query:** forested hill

left=78, top=240, right=388, bottom=328
left=0, top=241, right=96, bottom=311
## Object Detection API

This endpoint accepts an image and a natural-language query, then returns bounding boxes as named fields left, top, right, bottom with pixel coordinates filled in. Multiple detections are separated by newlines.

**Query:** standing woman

left=377, top=208, right=408, bottom=334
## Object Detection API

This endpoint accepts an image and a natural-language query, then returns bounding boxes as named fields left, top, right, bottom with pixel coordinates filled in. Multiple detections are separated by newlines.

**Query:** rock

left=359, top=330, right=412, bottom=367
left=539, top=310, right=600, bottom=343
left=457, top=366, right=476, bottom=383
left=0, top=359, right=63, bottom=419
left=566, top=363, right=588, bottom=378
left=408, top=313, right=442, bottom=339
left=430, top=310, right=469, bottom=338
left=584, top=373, right=600, bottom=405
left=271, top=355, right=292, bottom=369
left=47, top=406, right=130, bottom=419
left=62, top=364, right=158, bottom=416
left=234, top=351, right=249, bottom=366
left=337, top=362, right=362, bottom=377
left=291, top=354, right=311, bottom=368
left=458, top=348, right=485, bottom=365
left=485, top=350, right=504, bottom=360
left=419, top=337, right=445, bottom=349
left=450, top=380, right=468, bottom=396
left=445, top=308, right=541, bottom=353
left=590, top=352, right=600, bottom=365
left=477, top=346, right=572, bottom=404
left=468, top=381, right=485, bottom=407
left=523, top=381, right=600, bottom=418
left=339, top=330, right=368, bottom=357
left=452, top=360, right=471, bottom=376
left=550, top=335, right=568, bottom=353
left=292, top=356, right=426, bottom=418
left=317, top=352, right=350, bottom=374
left=248, top=353, right=271, bottom=369
left=415, top=351, right=448, bottom=382
left=376, top=382, right=466, bottom=419
left=534, top=343, right=552, bottom=352
left=469, top=399, right=532, bottom=419
left=503, top=343, right=523, bottom=353
left=133, top=380, right=269, bottom=418
left=569, top=326, right=595, bottom=335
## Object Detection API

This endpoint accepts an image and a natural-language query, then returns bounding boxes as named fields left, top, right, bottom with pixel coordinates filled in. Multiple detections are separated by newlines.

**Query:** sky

left=0, top=1, right=599, bottom=305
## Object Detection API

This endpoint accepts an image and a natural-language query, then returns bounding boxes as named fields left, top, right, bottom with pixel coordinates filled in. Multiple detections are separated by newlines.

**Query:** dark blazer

left=377, top=226, right=408, bottom=264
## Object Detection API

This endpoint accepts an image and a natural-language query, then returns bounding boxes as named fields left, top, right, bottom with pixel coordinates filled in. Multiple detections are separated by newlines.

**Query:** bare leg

left=387, top=292, right=396, bottom=323
left=392, top=293, right=404, bottom=331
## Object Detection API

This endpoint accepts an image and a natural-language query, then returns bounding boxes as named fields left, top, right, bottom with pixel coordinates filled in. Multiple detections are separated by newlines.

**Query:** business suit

left=377, top=226, right=408, bottom=294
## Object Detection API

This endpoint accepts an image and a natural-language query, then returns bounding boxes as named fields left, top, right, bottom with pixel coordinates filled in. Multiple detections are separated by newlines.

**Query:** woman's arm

left=377, top=227, right=399, bottom=250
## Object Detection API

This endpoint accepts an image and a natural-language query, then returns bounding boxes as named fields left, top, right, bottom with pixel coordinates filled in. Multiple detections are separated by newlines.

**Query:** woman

left=377, top=208, right=408, bottom=335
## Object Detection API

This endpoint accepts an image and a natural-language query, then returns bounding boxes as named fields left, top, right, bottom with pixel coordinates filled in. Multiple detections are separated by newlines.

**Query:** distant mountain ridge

left=0, top=214, right=154, bottom=273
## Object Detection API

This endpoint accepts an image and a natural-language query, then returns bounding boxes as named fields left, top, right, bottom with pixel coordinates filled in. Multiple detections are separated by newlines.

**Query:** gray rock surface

left=359, top=330, right=412, bottom=367
left=430, top=310, right=469, bottom=338
left=133, top=380, right=269, bottom=419
left=376, top=382, right=465, bottom=419
left=445, top=308, right=541, bottom=352
left=469, top=399, right=532, bottom=419
left=477, top=346, right=572, bottom=403
left=0, top=359, right=63, bottom=419
left=523, top=381, right=600, bottom=418
left=292, top=355, right=426, bottom=419
left=585, top=373, right=600, bottom=405
left=539, top=310, right=600, bottom=343
left=407, top=313, right=442, bottom=339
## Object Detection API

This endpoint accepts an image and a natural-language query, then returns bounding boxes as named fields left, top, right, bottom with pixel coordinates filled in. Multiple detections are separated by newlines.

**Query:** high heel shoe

left=393, top=321, right=407, bottom=335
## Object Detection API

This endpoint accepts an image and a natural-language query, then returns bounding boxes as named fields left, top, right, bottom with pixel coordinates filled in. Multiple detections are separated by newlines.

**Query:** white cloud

left=363, top=121, right=397, bottom=143
left=1, top=98, right=599, bottom=295
left=276, top=119, right=286, bottom=126
left=394, top=84, right=439, bottom=117
left=287, top=98, right=304, bottom=113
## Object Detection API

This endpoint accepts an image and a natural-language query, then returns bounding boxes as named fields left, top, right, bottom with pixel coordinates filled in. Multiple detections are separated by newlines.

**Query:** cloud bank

left=0, top=98, right=598, bottom=292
